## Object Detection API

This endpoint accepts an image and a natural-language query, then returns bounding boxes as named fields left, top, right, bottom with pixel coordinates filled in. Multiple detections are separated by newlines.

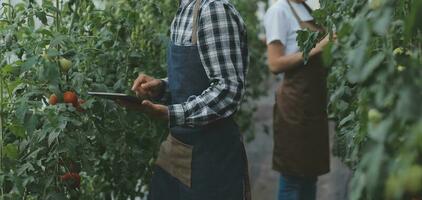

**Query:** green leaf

left=364, top=144, right=385, bottom=195
left=48, top=130, right=61, bottom=146
left=405, top=0, right=422, bottom=40
left=322, top=41, right=333, bottom=65
left=369, top=117, right=393, bottom=142
left=347, top=53, right=385, bottom=83
left=46, top=48, right=60, bottom=57
left=35, top=11, right=48, bottom=25
left=4, top=143, right=19, bottom=159
left=1, top=64, right=16, bottom=74
left=297, top=30, right=321, bottom=64
left=36, top=28, right=53, bottom=37
left=15, top=103, right=28, bottom=124
left=17, top=163, right=35, bottom=175
left=9, top=124, right=26, bottom=138
left=21, top=56, right=38, bottom=72
left=50, top=34, right=67, bottom=47
left=372, top=8, right=393, bottom=35
left=43, top=62, right=61, bottom=85
left=46, top=192, right=67, bottom=200
left=7, top=79, right=22, bottom=94
left=27, top=148, right=43, bottom=159
left=24, top=113, right=39, bottom=135
left=339, top=112, right=355, bottom=126
left=395, top=87, right=421, bottom=120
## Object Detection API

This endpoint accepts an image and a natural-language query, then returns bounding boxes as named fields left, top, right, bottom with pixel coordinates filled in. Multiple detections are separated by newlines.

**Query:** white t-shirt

left=264, top=0, right=314, bottom=55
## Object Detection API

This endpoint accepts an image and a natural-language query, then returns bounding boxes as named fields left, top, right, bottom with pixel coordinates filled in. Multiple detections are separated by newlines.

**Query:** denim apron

left=272, top=0, right=330, bottom=177
left=149, top=0, right=250, bottom=199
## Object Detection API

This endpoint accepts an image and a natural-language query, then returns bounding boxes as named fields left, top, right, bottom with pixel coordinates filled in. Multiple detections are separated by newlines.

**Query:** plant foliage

left=298, top=0, right=422, bottom=199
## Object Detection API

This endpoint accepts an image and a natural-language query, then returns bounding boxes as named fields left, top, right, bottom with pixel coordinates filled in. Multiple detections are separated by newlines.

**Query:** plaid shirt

left=165, top=0, right=248, bottom=127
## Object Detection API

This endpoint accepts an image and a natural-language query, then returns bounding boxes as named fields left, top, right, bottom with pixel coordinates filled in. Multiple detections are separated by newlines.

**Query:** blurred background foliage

left=297, top=0, right=422, bottom=199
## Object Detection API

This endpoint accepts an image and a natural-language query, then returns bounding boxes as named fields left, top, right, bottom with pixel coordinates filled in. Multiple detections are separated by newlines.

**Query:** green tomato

left=403, top=165, right=422, bottom=193
left=368, top=109, right=382, bottom=124
left=397, top=65, right=406, bottom=72
left=385, top=175, right=401, bottom=199
left=41, top=50, right=50, bottom=60
left=106, top=21, right=113, bottom=29
left=369, top=0, right=383, bottom=9
left=59, top=57, right=73, bottom=73
left=42, top=45, right=52, bottom=60
left=393, top=47, right=405, bottom=55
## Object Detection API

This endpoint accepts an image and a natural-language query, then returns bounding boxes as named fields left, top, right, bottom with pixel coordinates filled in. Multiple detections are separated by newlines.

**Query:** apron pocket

left=155, top=134, right=193, bottom=188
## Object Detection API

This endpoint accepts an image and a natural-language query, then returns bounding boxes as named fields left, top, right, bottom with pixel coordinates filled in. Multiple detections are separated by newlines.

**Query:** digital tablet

left=88, top=92, right=143, bottom=104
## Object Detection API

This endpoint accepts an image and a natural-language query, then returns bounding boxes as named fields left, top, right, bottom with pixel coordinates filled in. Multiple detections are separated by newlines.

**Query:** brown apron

left=152, top=0, right=251, bottom=199
left=272, top=0, right=330, bottom=177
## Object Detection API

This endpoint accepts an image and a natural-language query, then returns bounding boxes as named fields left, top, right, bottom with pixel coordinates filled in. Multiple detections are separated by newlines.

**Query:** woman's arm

left=267, top=35, right=330, bottom=74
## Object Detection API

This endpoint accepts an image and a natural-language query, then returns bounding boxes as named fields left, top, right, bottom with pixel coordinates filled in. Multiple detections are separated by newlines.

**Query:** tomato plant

left=299, top=0, right=422, bottom=199
left=0, top=0, right=267, bottom=199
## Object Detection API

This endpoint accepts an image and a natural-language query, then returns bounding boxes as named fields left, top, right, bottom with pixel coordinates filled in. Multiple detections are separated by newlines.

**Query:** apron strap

left=286, top=0, right=324, bottom=33
left=191, top=0, right=201, bottom=45
left=286, top=0, right=304, bottom=26
left=303, top=2, right=314, bottom=14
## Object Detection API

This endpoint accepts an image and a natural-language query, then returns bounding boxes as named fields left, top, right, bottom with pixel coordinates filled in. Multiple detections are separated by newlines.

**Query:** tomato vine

left=299, top=0, right=422, bottom=199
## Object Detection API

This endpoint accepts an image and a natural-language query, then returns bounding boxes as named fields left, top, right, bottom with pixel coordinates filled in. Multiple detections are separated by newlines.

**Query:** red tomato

left=49, top=94, right=58, bottom=105
left=60, top=172, right=81, bottom=189
left=63, top=91, right=78, bottom=107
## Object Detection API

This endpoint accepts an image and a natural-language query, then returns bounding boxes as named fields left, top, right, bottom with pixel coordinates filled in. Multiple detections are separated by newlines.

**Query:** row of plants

left=298, top=0, right=421, bottom=199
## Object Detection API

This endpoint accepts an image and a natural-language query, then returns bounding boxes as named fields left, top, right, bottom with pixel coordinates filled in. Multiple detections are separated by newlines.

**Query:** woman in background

left=264, top=0, right=332, bottom=199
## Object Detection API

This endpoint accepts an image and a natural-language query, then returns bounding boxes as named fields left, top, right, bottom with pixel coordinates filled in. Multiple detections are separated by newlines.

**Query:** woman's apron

left=272, top=0, right=330, bottom=177
left=149, top=0, right=251, bottom=199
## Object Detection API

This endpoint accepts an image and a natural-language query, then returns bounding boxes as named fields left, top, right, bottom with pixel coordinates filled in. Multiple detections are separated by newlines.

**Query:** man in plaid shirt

left=129, top=0, right=248, bottom=126
left=120, top=0, right=250, bottom=199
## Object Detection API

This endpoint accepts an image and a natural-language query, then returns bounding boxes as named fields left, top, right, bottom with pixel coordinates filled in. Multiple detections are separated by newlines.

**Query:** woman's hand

left=310, top=33, right=337, bottom=56
left=131, top=74, right=165, bottom=100
left=311, top=35, right=329, bottom=56
left=267, top=33, right=337, bottom=74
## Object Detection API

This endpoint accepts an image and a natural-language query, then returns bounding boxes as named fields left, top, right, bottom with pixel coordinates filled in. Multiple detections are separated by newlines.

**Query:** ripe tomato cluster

left=60, top=172, right=81, bottom=189
left=58, top=158, right=82, bottom=190
left=49, top=91, right=85, bottom=112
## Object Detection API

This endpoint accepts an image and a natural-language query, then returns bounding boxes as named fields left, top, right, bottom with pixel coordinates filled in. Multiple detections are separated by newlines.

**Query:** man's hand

left=141, top=100, right=169, bottom=121
left=115, top=99, right=168, bottom=121
left=115, top=99, right=145, bottom=112
left=131, top=74, right=164, bottom=100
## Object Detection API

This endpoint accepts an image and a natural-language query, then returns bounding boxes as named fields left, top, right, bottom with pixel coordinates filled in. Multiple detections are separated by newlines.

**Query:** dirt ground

left=245, top=77, right=352, bottom=200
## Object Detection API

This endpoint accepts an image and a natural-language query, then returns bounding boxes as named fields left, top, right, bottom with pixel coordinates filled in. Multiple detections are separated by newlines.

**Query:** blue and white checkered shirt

left=165, top=0, right=248, bottom=127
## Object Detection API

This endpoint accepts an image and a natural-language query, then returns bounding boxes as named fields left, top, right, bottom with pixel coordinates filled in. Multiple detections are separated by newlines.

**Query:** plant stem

left=56, top=0, right=60, bottom=32
left=1, top=3, right=8, bottom=198
left=0, top=74, right=4, bottom=198
left=8, top=0, right=11, bottom=20
left=68, top=0, right=79, bottom=34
